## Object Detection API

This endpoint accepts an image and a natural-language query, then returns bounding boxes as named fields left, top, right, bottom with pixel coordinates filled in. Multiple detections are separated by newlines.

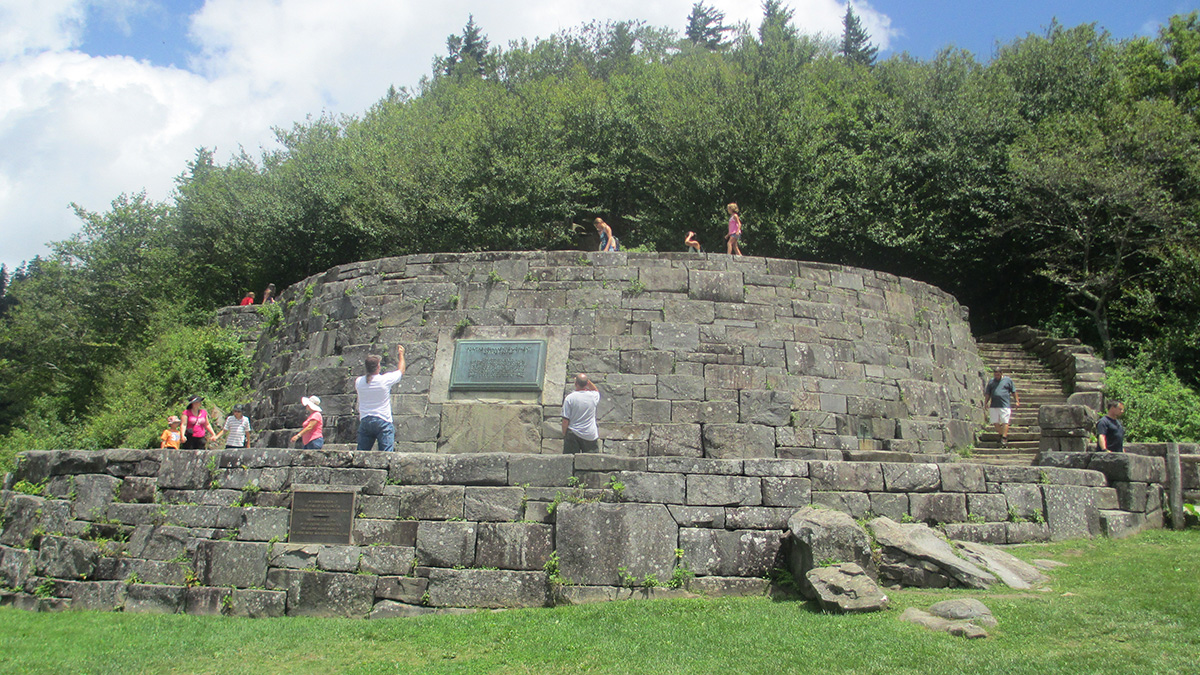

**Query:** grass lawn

left=1, top=529, right=1197, bottom=675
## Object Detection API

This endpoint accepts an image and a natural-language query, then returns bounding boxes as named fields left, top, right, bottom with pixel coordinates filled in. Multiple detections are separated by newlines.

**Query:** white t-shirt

left=223, top=415, right=251, bottom=447
left=356, top=370, right=404, bottom=423
left=561, top=390, right=600, bottom=441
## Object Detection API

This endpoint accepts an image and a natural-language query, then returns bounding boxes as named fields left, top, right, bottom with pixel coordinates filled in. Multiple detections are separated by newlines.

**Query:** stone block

left=702, top=425, right=775, bottom=459
left=786, top=507, right=874, bottom=579
left=908, top=493, right=967, bottom=524
left=118, top=476, right=157, bottom=504
left=685, top=576, right=770, bottom=597
left=464, top=487, right=524, bottom=521
left=968, top=493, right=1009, bottom=522
left=0, top=546, right=34, bottom=589
left=71, top=474, right=122, bottom=521
left=70, top=580, right=127, bottom=612
left=127, top=525, right=191, bottom=561
left=1087, top=453, right=1165, bottom=484
left=657, top=375, right=705, bottom=401
left=809, top=462, right=884, bottom=492
left=680, top=528, right=784, bottom=577
left=939, top=464, right=986, bottom=493
left=194, top=540, right=268, bottom=588
left=739, top=390, right=793, bottom=427
left=725, top=507, right=794, bottom=529
left=389, top=453, right=508, bottom=486
left=47, top=450, right=106, bottom=476
left=267, top=569, right=376, bottom=618
left=1113, top=482, right=1150, bottom=512
left=185, top=586, right=232, bottom=616
left=761, top=477, right=812, bottom=507
left=645, top=457, right=742, bottom=474
left=940, top=523, right=1008, bottom=545
left=158, top=451, right=215, bottom=489
left=1005, top=521, right=1050, bottom=544
left=810, top=491, right=872, bottom=517
left=508, top=455, right=573, bottom=487
left=604, top=471, right=683, bottom=504
left=316, top=545, right=361, bottom=572
left=358, top=546, right=415, bottom=576
left=689, top=269, right=744, bottom=303
left=807, top=563, right=890, bottom=613
left=1000, top=484, right=1044, bottom=520
left=376, top=576, right=429, bottom=604
left=425, top=569, right=549, bottom=608
left=869, top=493, right=909, bottom=521
left=228, top=588, right=286, bottom=618
left=1041, top=485, right=1100, bottom=541
left=34, top=536, right=99, bottom=580
left=439, top=404, right=541, bottom=454
left=390, top=485, right=465, bottom=520
left=555, top=502, right=677, bottom=586
left=651, top=323, right=700, bottom=352
left=123, top=584, right=186, bottom=614
left=687, top=475, right=762, bottom=506
left=416, top=521, right=477, bottom=568
left=649, top=424, right=703, bottom=458
left=742, top=458, right=808, bottom=477
left=1038, top=405, right=1098, bottom=430
left=881, top=463, right=940, bottom=492
left=237, top=507, right=290, bottom=542
left=667, top=505, right=725, bottom=529
left=474, top=522, right=554, bottom=571
left=291, top=467, right=386, bottom=494
left=95, top=558, right=188, bottom=585
left=353, top=519, right=417, bottom=547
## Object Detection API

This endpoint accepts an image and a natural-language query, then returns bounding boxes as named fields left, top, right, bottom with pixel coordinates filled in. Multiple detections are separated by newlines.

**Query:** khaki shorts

left=988, top=408, right=1011, bottom=424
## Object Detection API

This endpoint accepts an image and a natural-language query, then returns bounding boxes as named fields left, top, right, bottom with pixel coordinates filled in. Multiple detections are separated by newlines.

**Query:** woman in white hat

left=292, top=396, right=324, bottom=449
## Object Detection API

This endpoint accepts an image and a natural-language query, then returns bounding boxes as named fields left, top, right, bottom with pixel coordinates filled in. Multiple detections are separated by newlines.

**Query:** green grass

left=1, top=530, right=1197, bottom=674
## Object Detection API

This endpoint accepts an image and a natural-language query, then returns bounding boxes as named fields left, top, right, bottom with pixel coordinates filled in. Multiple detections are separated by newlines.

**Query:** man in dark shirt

left=983, top=369, right=1019, bottom=447
left=1096, top=400, right=1126, bottom=452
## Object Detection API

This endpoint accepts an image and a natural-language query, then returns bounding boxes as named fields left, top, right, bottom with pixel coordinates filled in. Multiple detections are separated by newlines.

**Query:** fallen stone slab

left=927, top=598, right=997, bottom=627
left=868, top=517, right=995, bottom=589
left=900, top=607, right=988, bottom=638
left=786, top=506, right=875, bottom=586
left=805, top=563, right=889, bottom=613
left=952, top=540, right=1047, bottom=590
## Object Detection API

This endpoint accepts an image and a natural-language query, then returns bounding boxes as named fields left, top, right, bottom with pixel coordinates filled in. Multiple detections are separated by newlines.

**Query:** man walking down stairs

left=983, top=369, right=1019, bottom=447
left=975, top=342, right=1070, bottom=464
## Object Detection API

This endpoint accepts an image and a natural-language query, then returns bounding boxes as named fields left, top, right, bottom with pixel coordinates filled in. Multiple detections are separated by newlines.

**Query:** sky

left=0, top=0, right=1194, bottom=272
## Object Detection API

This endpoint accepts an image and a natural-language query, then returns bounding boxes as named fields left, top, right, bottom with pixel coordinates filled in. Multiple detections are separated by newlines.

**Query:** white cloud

left=0, top=0, right=895, bottom=270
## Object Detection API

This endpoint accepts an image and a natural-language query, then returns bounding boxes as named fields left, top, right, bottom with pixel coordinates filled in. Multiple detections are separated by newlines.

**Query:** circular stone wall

left=244, top=251, right=984, bottom=457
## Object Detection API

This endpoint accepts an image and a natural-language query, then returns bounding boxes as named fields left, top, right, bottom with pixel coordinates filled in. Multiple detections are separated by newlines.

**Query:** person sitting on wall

left=1096, top=400, right=1125, bottom=452
left=292, top=396, right=324, bottom=450
left=983, top=368, right=1019, bottom=448
left=684, top=230, right=702, bottom=253
left=561, top=373, right=601, bottom=454
left=355, top=345, right=406, bottom=452
left=239, top=292, right=255, bottom=306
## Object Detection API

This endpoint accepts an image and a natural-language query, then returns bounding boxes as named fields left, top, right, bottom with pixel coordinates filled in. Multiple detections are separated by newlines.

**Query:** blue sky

left=0, top=0, right=1194, bottom=271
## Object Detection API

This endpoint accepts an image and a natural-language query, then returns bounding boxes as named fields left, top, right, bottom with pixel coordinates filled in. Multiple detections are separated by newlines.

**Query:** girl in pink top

left=292, top=396, right=324, bottom=450
left=725, top=202, right=743, bottom=256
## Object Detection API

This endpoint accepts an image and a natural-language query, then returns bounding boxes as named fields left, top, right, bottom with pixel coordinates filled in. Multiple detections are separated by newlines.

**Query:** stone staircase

left=972, top=342, right=1070, bottom=466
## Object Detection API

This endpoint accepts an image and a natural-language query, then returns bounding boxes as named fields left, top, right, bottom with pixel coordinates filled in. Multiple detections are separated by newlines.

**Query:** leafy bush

left=1104, top=356, right=1200, bottom=442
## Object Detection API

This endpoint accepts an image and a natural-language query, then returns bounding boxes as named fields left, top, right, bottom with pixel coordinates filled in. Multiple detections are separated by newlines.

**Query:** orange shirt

left=161, top=427, right=183, bottom=449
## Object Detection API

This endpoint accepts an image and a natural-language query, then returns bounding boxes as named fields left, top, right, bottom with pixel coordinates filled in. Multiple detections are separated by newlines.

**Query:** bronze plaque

left=289, top=491, right=355, bottom=544
left=449, top=339, right=546, bottom=391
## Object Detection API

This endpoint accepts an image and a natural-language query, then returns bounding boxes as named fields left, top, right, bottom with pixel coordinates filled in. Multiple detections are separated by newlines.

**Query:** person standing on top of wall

left=725, top=202, right=744, bottom=256
left=983, top=368, right=1020, bottom=448
left=1096, top=400, right=1126, bottom=452
left=292, top=396, right=324, bottom=450
left=561, top=373, right=601, bottom=454
left=262, top=283, right=277, bottom=304
left=594, top=218, right=619, bottom=251
left=355, top=345, right=406, bottom=452
left=218, top=404, right=252, bottom=449
left=181, top=395, right=217, bottom=450
left=239, top=292, right=255, bottom=306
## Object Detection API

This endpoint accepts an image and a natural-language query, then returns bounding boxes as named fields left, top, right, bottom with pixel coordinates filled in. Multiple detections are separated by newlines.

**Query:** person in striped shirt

left=219, top=404, right=252, bottom=449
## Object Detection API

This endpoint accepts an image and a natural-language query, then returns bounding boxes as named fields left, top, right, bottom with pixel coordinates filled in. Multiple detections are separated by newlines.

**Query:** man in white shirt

left=561, top=373, right=601, bottom=454
left=218, top=404, right=251, bottom=449
left=355, top=344, right=406, bottom=452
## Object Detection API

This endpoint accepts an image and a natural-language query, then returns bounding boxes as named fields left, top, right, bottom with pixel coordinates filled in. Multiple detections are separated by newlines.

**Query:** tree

left=758, top=0, right=796, bottom=44
left=840, top=3, right=878, bottom=65
left=437, top=15, right=492, bottom=78
left=685, top=2, right=731, bottom=50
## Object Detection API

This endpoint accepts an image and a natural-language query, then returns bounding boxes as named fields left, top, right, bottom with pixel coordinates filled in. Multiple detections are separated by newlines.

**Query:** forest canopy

left=1, top=5, right=1198, bottom=454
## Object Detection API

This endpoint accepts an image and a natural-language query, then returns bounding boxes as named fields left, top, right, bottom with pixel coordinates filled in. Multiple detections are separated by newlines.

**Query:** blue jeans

left=357, top=415, right=395, bottom=452
left=303, top=438, right=324, bottom=450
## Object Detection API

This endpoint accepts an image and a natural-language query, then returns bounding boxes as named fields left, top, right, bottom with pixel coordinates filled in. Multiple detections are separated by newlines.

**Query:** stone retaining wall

left=226, top=251, right=985, bottom=458
left=0, top=448, right=1166, bottom=617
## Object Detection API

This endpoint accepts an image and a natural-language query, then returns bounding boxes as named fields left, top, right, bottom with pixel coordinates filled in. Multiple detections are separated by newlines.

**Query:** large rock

left=438, top=403, right=540, bottom=454
left=475, top=522, right=553, bottom=571
left=194, top=540, right=269, bottom=588
left=786, top=507, right=875, bottom=584
left=805, top=563, right=890, bottom=613
left=1041, top=485, right=1101, bottom=540
left=679, top=528, right=783, bottom=577
left=867, top=517, right=995, bottom=589
left=928, top=598, right=997, bottom=626
left=35, top=536, right=99, bottom=580
left=267, top=569, right=376, bottom=618
left=425, top=569, right=549, bottom=608
left=952, top=540, right=1047, bottom=590
left=702, top=425, right=776, bottom=459
left=556, top=502, right=677, bottom=586
left=900, top=607, right=989, bottom=639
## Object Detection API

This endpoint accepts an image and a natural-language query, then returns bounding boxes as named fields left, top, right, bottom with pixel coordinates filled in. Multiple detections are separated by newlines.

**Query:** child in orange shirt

left=161, top=416, right=183, bottom=449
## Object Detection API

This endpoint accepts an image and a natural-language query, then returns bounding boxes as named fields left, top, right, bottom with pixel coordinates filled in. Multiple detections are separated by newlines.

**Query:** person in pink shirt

left=292, top=396, right=324, bottom=450
left=181, top=395, right=216, bottom=450
left=725, top=202, right=743, bottom=256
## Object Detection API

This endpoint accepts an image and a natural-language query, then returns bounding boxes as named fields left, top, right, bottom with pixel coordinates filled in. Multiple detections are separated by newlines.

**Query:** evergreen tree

left=759, top=0, right=796, bottom=43
left=841, top=3, right=878, bottom=65
left=685, top=2, right=731, bottom=50
left=438, top=15, right=491, bottom=77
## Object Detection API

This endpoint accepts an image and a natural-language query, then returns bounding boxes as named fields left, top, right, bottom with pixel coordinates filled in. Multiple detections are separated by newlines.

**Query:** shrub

left=1104, top=357, right=1200, bottom=442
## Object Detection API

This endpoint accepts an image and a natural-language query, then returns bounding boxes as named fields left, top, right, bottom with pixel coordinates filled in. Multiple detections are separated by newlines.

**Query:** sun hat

left=188, top=395, right=204, bottom=405
left=301, top=395, right=322, bottom=413
left=233, top=404, right=245, bottom=413
left=167, top=415, right=181, bottom=424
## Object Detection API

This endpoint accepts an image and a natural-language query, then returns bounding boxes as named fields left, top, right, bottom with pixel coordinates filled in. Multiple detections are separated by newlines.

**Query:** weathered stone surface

left=809, top=491, right=871, bottom=517
left=376, top=576, right=428, bottom=603
left=556, top=502, right=677, bottom=586
left=1005, top=521, right=1050, bottom=544
left=1041, top=485, right=1101, bottom=540
left=648, top=424, right=703, bottom=458
left=463, top=487, right=523, bottom=521
left=739, top=390, right=793, bottom=427
left=0, top=546, right=34, bottom=589
left=185, top=586, right=232, bottom=616
left=967, top=493, right=1008, bottom=522
left=359, top=546, right=415, bottom=576
left=2, top=496, right=70, bottom=547
left=881, top=463, right=940, bottom=493
left=806, top=563, right=890, bottom=613
left=868, top=517, right=995, bottom=589
left=237, top=507, right=290, bottom=542
left=36, top=536, right=99, bottom=580
left=651, top=322, right=700, bottom=352
left=702, top=425, right=776, bottom=459
left=1000, top=484, right=1044, bottom=520
left=368, top=600, right=438, bottom=619
left=353, top=519, right=418, bottom=546
left=158, top=451, right=215, bottom=489
left=680, top=528, right=783, bottom=577
left=786, top=506, right=874, bottom=582
left=389, top=453, right=508, bottom=486
left=725, top=507, right=793, bottom=530
left=761, top=477, right=812, bottom=507
left=908, top=493, right=967, bottom=524
left=267, top=569, right=376, bottom=618
left=645, top=457, right=742, bottom=475
left=689, top=269, right=744, bottom=303
left=70, top=580, right=127, bottom=611
left=72, top=474, right=122, bottom=520
left=742, top=458, right=808, bottom=477
left=425, top=569, right=549, bottom=608
left=316, top=545, right=360, bottom=572
left=939, top=464, right=986, bottom=493
left=508, top=455, right=573, bottom=487
left=953, top=540, right=1047, bottom=590
left=475, top=522, right=553, bottom=571
left=928, top=598, right=997, bottom=626
left=416, top=521, right=477, bottom=568
left=390, top=485, right=465, bottom=520
left=900, top=607, right=989, bottom=639
left=94, top=558, right=188, bottom=585
left=685, top=576, right=770, bottom=597
left=667, top=505, right=725, bottom=528
left=438, top=403, right=540, bottom=454
left=125, top=584, right=185, bottom=614
left=940, top=523, right=1008, bottom=545
left=227, top=588, right=287, bottom=617
left=194, top=540, right=268, bottom=588
left=809, top=462, right=884, bottom=492
left=686, top=475, right=762, bottom=506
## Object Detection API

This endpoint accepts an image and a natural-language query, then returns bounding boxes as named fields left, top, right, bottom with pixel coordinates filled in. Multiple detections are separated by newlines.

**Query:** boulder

left=556, top=502, right=677, bottom=586
left=900, top=607, right=989, bottom=639
left=952, top=540, right=1047, bottom=590
left=805, top=563, right=890, bottom=613
left=867, top=517, right=995, bottom=589
left=786, top=507, right=875, bottom=587
left=927, top=598, right=997, bottom=627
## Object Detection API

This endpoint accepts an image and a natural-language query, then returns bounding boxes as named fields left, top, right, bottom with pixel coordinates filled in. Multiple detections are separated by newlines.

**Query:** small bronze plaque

left=289, top=491, right=355, bottom=544
left=449, top=339, right=547, bottom=392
